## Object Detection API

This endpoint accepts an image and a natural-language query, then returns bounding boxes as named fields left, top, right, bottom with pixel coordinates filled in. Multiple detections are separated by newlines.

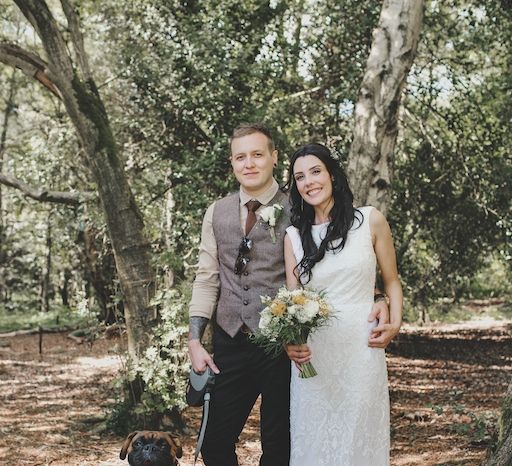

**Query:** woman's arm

left=284, top=234, right=311, bottom=365
left=284, top=234, right=300, bottom=290
left=368, top=208, right=403, bottom=348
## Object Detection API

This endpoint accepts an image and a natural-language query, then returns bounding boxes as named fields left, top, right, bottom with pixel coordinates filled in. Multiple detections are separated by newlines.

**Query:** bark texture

left=347, top=0, right=424, bottom=213
left=2, top=0, right=156, bottom=356
left=0, top=43, right=60, bottom=97
left=485, top=381, right=512, bottom=466
left=40, top=212, right=53, bottom=313
left=78, top=226, right=119, bottom=325
left=0, top=68, right=18, bottom=295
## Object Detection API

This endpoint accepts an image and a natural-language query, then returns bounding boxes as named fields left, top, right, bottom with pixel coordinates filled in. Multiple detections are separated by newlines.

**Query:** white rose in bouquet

left=303, top=299, right=320, bottom=320
left=259, top=308, right=273, bottom=330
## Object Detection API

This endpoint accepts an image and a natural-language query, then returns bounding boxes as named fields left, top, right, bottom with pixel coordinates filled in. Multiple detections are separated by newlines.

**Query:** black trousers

left=201, top=325, right=291, bottom=466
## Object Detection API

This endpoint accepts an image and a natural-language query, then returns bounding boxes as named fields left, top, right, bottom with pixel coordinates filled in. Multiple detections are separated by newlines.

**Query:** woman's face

left=292, top=155, right=333, bottom=212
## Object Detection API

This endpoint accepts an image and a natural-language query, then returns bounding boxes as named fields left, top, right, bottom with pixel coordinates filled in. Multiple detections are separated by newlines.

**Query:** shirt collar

left=239, top=179, right=279, bottom=206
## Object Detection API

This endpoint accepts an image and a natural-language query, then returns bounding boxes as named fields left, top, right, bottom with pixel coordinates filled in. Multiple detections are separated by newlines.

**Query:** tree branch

left=0, top=42, right=61, bottom=98
left=60, top=0, right=92, bottom=80
left=0, top=172, right=95, bottom=206
left=270, top=86, right=323, bottom=104
left=13, top=0, right=75, bottom=82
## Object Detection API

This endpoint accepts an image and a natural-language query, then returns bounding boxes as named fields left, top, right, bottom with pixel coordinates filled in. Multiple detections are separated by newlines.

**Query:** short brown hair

left=230, top=122, right=275, bottom=152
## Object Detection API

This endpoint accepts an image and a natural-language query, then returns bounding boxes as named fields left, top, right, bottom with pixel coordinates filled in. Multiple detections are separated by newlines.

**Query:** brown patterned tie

left=245, top=200, right=262, bottom=235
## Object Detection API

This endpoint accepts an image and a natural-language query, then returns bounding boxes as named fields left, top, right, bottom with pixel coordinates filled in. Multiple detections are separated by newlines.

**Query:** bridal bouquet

left=252, top=287, right=332, bottom=378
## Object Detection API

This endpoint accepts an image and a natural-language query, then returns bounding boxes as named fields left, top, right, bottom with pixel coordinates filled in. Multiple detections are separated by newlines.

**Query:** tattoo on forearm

left=189, top=316, right=209, bottom=341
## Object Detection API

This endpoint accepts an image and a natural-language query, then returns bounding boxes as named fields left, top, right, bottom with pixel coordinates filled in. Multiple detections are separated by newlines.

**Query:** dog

left=120, top=431, right=183, bottom=466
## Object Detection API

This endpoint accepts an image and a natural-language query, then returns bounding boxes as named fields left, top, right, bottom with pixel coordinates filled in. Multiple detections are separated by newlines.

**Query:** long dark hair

left=284, top=143, right=362, bottom=284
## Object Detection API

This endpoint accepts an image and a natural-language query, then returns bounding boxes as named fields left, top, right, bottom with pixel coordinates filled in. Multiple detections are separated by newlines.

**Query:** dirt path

left=0, top=320, right=510, bottom=466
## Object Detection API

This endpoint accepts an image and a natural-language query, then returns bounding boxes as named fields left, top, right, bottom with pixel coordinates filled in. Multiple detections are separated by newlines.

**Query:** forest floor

left=0, top=311, right=511, bottom=465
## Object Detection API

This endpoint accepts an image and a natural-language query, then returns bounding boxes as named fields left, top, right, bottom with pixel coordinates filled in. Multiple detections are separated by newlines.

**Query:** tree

left=347, top=0, right=425, bottom=212
left=485, top=382, right=512, bottom=465
left=0, top=0, right=154, bottom=357
left=0, top=67, right=18, bottom=299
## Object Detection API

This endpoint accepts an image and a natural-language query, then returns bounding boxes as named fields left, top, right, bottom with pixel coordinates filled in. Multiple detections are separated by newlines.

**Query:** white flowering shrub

left=109, top=287, right=190, bottom=432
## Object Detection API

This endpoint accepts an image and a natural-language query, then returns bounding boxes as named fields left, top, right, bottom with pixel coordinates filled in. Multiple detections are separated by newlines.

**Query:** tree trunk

left=0, top=68, right=18, bottom=300
left=40, top=211, right=53, bottom=313
left=4, top=0, right=156, bottom=356
left=485, top=381, right=512, bottom=466
left=59, top=268, right=71, bottom=307
left=347, top=0, right=424, bottom=213
left=78, top=226, right=119, bottom=325
left=65, top=79, right=155, bottom=353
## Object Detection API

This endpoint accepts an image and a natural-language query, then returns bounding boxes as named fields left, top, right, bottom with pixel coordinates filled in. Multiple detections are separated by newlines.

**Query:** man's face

left=230, top=132, right=277, bottom=196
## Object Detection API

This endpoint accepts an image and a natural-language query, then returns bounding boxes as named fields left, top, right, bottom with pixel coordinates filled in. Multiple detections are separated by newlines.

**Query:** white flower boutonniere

left=259, top=203, right=284, bottom=243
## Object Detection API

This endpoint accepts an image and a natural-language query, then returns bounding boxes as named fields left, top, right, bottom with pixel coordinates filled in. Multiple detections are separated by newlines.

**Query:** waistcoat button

left=243, top=300, right=249, bottom=305
left=243, top=271, right=249, bottom=276
left=243, top=285, right=249, bottom=291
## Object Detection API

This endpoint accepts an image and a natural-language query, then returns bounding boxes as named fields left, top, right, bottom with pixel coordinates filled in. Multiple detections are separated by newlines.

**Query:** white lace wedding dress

left=286, top=206, right=390, bottom=466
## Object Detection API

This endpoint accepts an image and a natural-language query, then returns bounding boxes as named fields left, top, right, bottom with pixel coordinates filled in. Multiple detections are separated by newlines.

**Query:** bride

left=284, top=143, right=403, bottom=465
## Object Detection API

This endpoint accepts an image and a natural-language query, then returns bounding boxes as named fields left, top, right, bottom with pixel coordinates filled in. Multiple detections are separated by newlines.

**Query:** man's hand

left=368, top=323, right=400, bottom=348
left=187, top=316, right=219, bottom=373
left=368, top=299, right=390, bottom=325
left=188, top=339, right=220, bottom=374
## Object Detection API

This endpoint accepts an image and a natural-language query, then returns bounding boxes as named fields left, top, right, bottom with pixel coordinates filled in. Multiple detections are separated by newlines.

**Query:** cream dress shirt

left=189, top=179, right=280, bottom=319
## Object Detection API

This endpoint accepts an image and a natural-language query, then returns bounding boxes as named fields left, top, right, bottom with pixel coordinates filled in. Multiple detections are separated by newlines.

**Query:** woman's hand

left=285, top=343, right=312, bottom=371
left=285, top=343, right=312, bottom=366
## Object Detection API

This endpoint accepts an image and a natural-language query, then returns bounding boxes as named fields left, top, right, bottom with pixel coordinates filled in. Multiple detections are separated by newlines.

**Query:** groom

left=188, top=123, right=390, bottom=466
left=188, top=122, right=291, bottom=466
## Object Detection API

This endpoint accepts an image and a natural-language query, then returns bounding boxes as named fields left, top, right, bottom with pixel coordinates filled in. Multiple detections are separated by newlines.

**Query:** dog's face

left=120, top=431, right=183, bottom=466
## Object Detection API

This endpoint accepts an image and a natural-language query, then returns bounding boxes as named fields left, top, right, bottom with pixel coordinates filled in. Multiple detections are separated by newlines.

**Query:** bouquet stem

left=296, top=332, right=317, bottom=378
left=299, top=361, right=317, bottom=378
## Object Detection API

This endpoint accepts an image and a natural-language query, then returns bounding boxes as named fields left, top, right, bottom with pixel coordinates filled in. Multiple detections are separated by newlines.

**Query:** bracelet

left=374, top=293, right=388, bottom=303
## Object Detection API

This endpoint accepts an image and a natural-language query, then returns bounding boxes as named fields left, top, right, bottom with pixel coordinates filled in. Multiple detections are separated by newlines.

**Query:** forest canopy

left=0, top=0, right=509, bottom=322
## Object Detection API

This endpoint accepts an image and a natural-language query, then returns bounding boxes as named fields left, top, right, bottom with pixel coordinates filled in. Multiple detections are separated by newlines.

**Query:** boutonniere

left=259, top=203, right=284, bottom=243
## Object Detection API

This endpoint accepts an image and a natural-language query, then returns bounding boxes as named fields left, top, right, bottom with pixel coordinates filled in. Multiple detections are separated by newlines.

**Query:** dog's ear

left=120, top=431, right=139, bottom=460
left=165, top=432, right=183, bottom=459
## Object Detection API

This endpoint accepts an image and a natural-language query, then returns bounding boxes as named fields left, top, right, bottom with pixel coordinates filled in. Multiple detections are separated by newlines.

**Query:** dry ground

left=0, top=318, right=510, bottom=466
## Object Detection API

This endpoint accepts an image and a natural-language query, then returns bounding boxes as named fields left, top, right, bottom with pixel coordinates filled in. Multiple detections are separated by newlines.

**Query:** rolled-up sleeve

left=189, top=202, right=219, bottom=319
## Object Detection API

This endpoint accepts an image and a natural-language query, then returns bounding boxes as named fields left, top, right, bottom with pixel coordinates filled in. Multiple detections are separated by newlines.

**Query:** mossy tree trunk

left=347, top=0, right=424, bottom=214
left=0, top=0, right=155, bottom=357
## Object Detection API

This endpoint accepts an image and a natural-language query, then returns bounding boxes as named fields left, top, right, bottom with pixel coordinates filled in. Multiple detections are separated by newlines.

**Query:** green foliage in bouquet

left=251, top=287, right=332, bottom=378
